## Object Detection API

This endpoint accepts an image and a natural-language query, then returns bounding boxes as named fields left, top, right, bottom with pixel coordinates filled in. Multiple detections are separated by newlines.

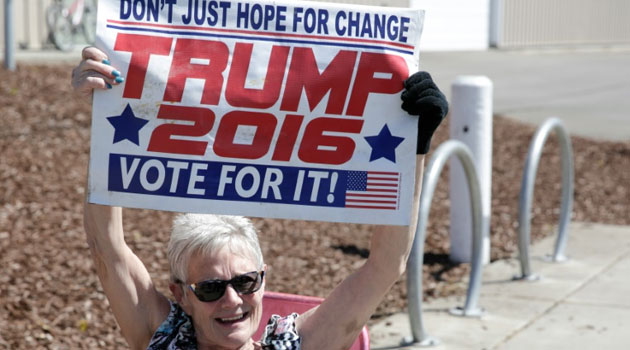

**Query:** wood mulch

left=1, top=64, right=628, bottom=349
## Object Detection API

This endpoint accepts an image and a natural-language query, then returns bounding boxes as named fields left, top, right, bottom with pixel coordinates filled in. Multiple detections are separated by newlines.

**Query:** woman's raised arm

left=83, top=204, right=170, bottom=349
left=296, top=154, right=425, bottom=350
left=76, top=46, right=170, bottom=349
left=296, top=71, right=448, bottom=350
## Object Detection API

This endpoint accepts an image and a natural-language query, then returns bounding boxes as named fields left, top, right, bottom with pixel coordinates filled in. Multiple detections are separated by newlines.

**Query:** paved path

left=369, top=222, right=630, bottom=350
left=421, top=48, right=630, bottom=142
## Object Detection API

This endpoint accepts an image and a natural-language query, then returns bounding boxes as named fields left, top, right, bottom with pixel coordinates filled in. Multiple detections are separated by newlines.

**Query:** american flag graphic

left=345, top=171, right=400, bottom=210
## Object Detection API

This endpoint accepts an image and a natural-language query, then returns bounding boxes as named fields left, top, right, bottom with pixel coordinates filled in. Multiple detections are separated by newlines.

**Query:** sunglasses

left=182, top=270, right=265, bottom=302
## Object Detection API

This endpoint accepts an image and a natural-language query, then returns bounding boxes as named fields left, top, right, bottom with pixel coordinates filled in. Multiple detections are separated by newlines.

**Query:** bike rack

left=517, top=118, right=574, bottom=279
left=404, top=140, right=486, bottom=347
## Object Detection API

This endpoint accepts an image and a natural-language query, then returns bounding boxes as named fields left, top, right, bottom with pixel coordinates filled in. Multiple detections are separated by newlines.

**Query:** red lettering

left=298, top=117, right=364, bottom=165
left=213, top=111, right=277, bottom=159
left=272, top=114, right=304, bottom=161
left=346, top=52, right=408, bottom=116
left=280, top=48, right=356, bottom=115
left=225, top=43, right=290, bottom=109
left=148, top=105, right=215, bottom=156
left=113, top=34, right=173, bottom=99
left=163, top=39, right=229, bottom=105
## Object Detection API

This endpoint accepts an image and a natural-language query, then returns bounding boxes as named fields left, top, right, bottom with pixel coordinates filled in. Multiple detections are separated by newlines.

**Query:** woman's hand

left=71, top=46, right=125, bottom=99
left=401, top=71, right=449, bottom=154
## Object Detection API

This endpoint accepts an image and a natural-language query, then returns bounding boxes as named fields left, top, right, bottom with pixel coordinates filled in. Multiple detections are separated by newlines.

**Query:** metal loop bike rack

left=517, top=118, right=574, bottom=279
left=404, top=140, right=486, bottom=347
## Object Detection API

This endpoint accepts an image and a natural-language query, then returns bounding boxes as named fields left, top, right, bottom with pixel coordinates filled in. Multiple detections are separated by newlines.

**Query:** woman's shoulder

left=260, top=313, right=301, bottom=350
left=146, top=301, right=196, bottom=350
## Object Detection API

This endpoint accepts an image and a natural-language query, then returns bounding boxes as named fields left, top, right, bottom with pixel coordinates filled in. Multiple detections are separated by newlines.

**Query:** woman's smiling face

left=179, top=245, right=265, bottom=350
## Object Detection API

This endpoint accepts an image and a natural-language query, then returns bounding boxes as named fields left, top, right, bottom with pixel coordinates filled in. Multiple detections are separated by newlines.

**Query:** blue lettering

left=182, top=0, right=192, bottom=24
left=146, top=0, right=159, bottom=22
left=304, top=8, right=316, bottom=33
left=236, top=2, right=249, bottom=28
left=108, top=154, right=347, bottom=207
left=347, top=11, right=360, bottom=37
left=120, top=0, right=131, bottom=20
left=250, top=4, right=263, bottom=30
left=164, top=0, right=176, bottom=23
left=387, top=15, right=399, bottom=41
left=373, top=14, right=385, bottom=39
left=276, top=6, right=287, bottom=31
left=194, top=0, right=207, bottom=25
left=219, top=2, right=231, bottom=27
left=360, top=13, right=372, bottom=38
left=264, top=5, right=275, bottom=31
left=399, top=16, right=410, bottom=42
left=132, top=0, right=146, bottom=21
left=208, top=0, right=219, bottom=26
left=292, top=7, right=303, bottom=32
left=335, top=11, right=346, bottom=36
left=318, top=10, right=329, bottom=34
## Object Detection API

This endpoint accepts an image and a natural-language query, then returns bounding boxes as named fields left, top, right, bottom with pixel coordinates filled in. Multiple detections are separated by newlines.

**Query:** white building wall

left=410, top=0, right=491, bottom=51
left=497, top=0, right=630, bottom=48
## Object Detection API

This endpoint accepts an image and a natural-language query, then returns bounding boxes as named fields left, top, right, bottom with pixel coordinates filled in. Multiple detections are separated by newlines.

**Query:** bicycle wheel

left=46, top=3, right=74, bottom=51
left=81, top=0, right=97, bottom=45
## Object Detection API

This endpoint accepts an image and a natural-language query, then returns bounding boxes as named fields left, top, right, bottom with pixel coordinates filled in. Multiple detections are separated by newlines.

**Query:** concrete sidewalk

left=421, top=49, right=630, bottom=143
left=369, top=222, right=630, bottom=350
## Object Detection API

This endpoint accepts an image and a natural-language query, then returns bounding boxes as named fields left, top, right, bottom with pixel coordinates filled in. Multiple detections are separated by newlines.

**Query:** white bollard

left=449, top=76, right=493, bottom=264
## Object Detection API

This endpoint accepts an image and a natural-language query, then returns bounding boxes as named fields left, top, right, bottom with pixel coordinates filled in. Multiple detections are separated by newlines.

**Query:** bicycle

left=46, top=0, right=97, bottom=51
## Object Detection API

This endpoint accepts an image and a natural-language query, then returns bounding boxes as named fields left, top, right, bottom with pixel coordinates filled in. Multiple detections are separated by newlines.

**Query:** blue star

left=107, top=104, right=148, bottom=146
left=364, top=124, right=405, bottom=163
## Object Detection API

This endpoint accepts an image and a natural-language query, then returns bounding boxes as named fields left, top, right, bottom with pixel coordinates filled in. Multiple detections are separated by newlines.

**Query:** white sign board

left=88, top=0, right=424, bottom=225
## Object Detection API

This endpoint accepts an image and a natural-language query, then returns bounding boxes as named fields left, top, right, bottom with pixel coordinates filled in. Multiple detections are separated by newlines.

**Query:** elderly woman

left=74, top=47, right=447, bottom=350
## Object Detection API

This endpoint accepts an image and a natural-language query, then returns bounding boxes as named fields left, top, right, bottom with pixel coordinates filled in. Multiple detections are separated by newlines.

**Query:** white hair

left=167, top=213, right=263, bottom=283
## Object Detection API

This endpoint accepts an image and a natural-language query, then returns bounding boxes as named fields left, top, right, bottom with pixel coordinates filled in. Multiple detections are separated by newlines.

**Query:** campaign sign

left=88, top=0, right=424, bottom=225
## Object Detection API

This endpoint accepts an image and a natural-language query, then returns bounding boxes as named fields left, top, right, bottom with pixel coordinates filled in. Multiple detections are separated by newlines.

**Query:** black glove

left=401, top=71, right=448, bottom=154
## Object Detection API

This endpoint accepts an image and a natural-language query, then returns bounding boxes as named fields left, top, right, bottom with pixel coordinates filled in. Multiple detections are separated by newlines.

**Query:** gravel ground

left=1, top=64, right=628, bottom=349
